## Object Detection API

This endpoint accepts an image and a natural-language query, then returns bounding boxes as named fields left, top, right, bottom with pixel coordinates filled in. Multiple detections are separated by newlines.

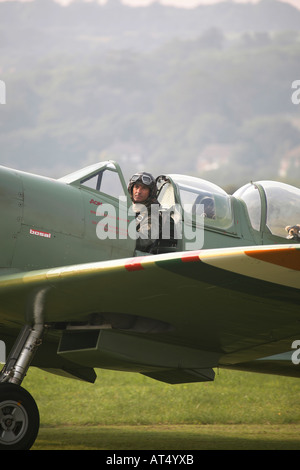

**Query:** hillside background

left=1, top=0, right=300, bottom=190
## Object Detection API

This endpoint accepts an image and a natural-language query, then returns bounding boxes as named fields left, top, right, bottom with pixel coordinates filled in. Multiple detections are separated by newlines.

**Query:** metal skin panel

left=0, top=167, right=23, bottom=268
left=0, top=164, right=135, bottom=271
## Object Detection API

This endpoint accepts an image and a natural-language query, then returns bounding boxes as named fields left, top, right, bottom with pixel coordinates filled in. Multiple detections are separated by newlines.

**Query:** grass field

left=20, top=366, right=300, bottom=450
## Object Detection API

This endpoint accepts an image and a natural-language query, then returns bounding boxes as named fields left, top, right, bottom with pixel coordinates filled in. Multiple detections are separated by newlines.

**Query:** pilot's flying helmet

left=128, top=172, right=157, bottom=203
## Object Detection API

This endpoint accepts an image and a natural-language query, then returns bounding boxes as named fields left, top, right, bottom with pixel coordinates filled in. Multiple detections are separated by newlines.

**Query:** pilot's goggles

left=130, top=174, right=153, bottom=186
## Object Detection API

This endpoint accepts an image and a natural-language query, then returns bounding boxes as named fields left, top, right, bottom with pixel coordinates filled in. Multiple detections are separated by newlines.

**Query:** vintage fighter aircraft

left=0, top=160, right=299, bottom=449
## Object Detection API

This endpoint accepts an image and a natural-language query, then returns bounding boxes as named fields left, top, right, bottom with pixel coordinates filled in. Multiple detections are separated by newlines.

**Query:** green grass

left=23, top=367, right=300, bottom=426
left=32, top=424, right=300, bottom=450
left=20, top=367, right=300, bottom=449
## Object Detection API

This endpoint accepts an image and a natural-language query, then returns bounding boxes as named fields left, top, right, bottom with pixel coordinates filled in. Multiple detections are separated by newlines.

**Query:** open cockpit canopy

left=59, top=161, right=129, bottom=201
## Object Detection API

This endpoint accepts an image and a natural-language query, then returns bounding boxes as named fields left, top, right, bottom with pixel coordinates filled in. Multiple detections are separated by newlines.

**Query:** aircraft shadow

left=32, top=424, right=300, bottom=450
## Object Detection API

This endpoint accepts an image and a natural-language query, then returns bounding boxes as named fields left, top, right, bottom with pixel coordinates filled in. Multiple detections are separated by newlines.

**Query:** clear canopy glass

left=234, top=181, right=300, bottom=238
left=159, top=174, right=233, bottom=230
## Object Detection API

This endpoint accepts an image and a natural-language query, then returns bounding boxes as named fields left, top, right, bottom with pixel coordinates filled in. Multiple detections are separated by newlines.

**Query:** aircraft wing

left=0, top=244, right=300, bottom=383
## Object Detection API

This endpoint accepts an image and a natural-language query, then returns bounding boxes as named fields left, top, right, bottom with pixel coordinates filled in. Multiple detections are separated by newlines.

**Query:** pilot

left=127, top=172, right=161, bottom=253
left=200, top=196, right=216, bottom=219
left=192, top=195, right=216, bottom=219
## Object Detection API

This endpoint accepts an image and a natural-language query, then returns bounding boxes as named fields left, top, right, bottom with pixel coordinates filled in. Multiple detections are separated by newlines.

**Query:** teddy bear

left=285, top=224, right=300, bottom=240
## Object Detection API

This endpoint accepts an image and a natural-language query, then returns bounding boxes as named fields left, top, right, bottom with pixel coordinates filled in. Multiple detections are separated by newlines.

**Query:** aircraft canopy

left=157, top=174, right=233, bottom=230
left=234, top=181, right=300, bottom=239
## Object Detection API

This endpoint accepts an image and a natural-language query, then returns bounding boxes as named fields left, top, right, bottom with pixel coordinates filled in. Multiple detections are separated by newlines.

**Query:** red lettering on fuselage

left=89, top=199, right=102, bottom=206
left=30, top=229, right=51, bottom=239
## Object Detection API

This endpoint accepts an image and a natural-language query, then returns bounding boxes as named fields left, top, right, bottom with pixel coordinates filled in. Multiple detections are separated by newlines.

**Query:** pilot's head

left=128, top=172, right=157, bottom=205
left=201, top=196, right=216, bottom=219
